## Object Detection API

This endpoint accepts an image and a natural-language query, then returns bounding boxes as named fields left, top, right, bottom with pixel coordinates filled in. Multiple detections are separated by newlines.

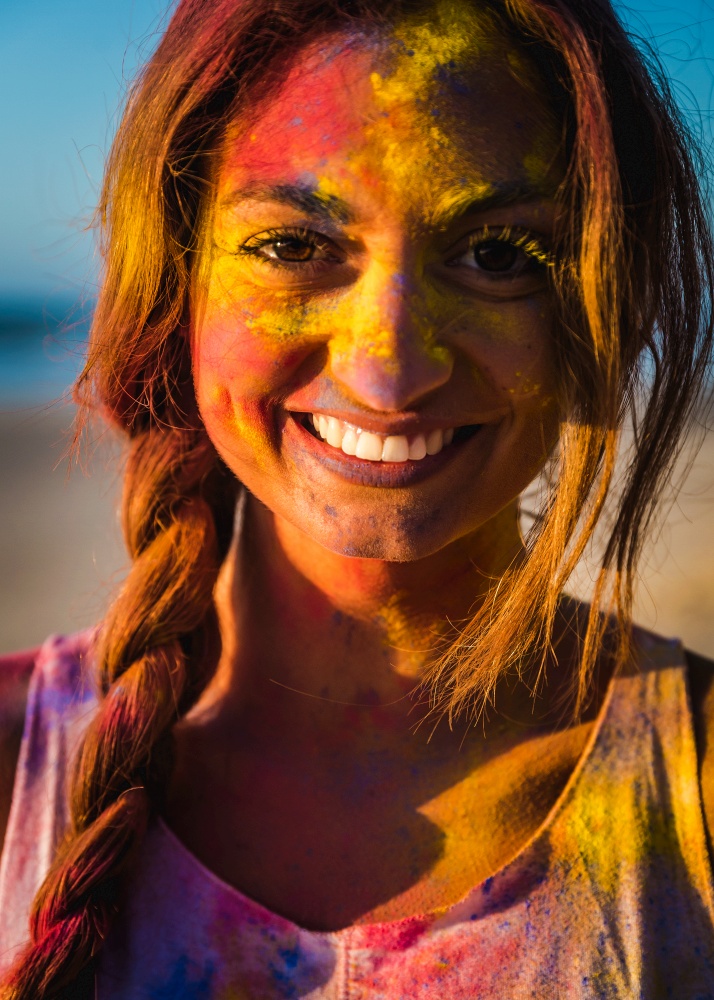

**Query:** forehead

left=217, top=1, right=560, bottom=220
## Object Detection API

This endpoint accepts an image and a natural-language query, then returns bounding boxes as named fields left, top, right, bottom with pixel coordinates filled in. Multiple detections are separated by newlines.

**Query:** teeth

left=381, top=435, right=409, bottom=463
left=408, top=434, right=427, bottom=460
left=355, top=431, right=384, bottom=461
left=326, top=417, right=343, bottom=448
left=341, top=427, right=358, bottom=456
left=308, top=414, right=461, bottom=463
left=425, top=429, right=443, bottom=455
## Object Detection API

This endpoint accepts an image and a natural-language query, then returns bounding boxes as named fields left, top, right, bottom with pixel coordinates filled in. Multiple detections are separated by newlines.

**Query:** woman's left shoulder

left=685, top=648, right=714, bottom=849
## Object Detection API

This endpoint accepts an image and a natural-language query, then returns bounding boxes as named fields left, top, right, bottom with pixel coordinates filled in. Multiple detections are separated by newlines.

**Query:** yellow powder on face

left=314, top=174, right=345, bottom=208
left=368, top=0, right=495, bottom=112
left=325, top=264, right=455, bottom=374
left=362, top=1, right=491, bottom=186
left=429, top=183, right=495, bottom=228
left=205, top=0, right=559, bottom=389
left=207, top=382, right=232, bottom=413
left=508, top=378, right=543, bottom=396
left=523, top=151, right=552, bottom=188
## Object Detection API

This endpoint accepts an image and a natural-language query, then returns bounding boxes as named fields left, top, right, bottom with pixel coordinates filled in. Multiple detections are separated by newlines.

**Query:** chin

left=296, top=506, right=463, bottom=563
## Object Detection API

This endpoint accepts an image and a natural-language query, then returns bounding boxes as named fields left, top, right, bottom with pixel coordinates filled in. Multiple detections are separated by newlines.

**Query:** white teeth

left=309, top=414, right=459, bottom=463
left=381, top=435, right=409, bottom=463
left=408, top=434, right=427, bottom=461
left=426, top=428, right=444, bottom=455
left=326, top=416, right=343, bottom=448
left=341, top=427, right=358, bottom=456
left=355, top=431, right=384, bottom=461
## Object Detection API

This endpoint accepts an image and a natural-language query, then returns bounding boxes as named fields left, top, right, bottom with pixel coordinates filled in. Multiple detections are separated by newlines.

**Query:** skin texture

left=2, top=3, right=713, bottom=934
left=194, top=6, right=562, bottom=574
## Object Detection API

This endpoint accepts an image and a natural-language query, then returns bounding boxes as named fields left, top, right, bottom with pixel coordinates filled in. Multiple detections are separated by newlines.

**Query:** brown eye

left=473, top=240, right=519, bottom=272
left=270, top=238, right=315, bottom=262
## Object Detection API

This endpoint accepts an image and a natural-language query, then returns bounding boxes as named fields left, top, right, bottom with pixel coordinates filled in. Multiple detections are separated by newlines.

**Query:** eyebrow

left=219, top=179, right=556, bottom=228
left=219, top=183, right=355, bottom=225
left=430, top=182, right=557, bottom=227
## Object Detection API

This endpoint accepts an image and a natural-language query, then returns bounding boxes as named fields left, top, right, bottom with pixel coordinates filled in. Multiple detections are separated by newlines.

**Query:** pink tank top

left=1, top=629, right=713, bottom=998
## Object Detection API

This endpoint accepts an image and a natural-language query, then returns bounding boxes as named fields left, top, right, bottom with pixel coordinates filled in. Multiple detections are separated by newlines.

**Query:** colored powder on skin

left=367, top=0, right=495, bottom=114
left=504, top=46, right=561, bottom=187
left=147, top=954, right=214, bottom=999
left=209, top=2, right=506, bottom=355
left=523, top=135, right=558, bottom=189
left=372, top=590, right=440, bottom=656
left=200, top=0, right=561, bottom=444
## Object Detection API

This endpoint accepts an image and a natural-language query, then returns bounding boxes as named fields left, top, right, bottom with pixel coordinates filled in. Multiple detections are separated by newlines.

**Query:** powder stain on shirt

left=2, top=631, right=714, bottom=997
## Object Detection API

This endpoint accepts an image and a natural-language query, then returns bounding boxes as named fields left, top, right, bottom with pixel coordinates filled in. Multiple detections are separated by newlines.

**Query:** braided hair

left=3, top=0, right=712, bottom=995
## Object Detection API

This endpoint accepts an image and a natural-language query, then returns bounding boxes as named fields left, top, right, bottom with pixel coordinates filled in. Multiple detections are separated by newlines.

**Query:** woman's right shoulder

left=0, top=647, right=38, bottom=855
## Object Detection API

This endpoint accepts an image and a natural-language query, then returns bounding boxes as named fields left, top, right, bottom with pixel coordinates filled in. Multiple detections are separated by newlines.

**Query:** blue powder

left=148, top=955, right=214, bottom=1000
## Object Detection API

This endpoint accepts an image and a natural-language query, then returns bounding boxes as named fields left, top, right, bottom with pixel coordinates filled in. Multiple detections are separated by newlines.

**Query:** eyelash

left=235, top=224, right=554, bottom=272
left=461, top=225, right=554, bottom=269
left=236, top=226, right=340, bottom=270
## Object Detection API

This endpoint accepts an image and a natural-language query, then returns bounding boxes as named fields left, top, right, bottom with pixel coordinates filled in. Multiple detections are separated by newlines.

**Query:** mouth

left=284, top=410, right=487, bottom=488
left=299, top=412, right=482, bottom=462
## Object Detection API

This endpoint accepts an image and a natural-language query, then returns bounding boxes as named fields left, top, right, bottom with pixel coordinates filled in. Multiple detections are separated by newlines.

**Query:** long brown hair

left=3, top=0, right=712, bottom=995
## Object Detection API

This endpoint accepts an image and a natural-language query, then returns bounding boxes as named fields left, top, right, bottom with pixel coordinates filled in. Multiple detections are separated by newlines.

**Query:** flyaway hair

left=2, top=0, right=712, bottom=996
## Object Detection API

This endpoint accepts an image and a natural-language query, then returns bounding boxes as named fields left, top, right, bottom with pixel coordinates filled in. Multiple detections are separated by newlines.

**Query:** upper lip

left=288, top=408, right=507, bottom=437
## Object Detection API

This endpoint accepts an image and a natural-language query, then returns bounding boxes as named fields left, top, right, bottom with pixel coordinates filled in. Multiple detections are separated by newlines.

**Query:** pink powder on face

left=222, top=35, right=377, bottom=186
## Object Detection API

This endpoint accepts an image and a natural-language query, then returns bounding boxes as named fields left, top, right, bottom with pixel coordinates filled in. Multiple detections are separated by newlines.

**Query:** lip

left=291, top=409, right=468, bottom=438
left=282, top=411, right=494, bottom=487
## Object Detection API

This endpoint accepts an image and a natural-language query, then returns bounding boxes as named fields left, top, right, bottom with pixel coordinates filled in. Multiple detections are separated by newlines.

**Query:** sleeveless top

left=1, top=629, right=713, bottom=999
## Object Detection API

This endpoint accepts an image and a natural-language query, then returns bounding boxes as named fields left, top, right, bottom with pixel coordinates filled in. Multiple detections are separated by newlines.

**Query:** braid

left=2, top=427, right=238, bottom=1000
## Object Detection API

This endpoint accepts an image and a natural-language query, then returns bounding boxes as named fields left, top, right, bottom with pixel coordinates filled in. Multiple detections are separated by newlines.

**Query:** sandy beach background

left=1, top=314, right=712, bottom=659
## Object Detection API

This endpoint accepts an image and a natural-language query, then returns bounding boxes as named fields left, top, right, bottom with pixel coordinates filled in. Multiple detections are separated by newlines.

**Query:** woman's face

left=193, top=2, right=564, bottom=562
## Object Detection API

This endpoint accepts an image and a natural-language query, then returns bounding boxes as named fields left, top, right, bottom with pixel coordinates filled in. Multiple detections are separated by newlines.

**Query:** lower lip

left=282, top=414, right=483, bottom=488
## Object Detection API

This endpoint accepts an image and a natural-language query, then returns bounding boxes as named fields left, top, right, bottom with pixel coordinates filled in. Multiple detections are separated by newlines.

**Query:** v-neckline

left=153, top=649, right=641, bottom=940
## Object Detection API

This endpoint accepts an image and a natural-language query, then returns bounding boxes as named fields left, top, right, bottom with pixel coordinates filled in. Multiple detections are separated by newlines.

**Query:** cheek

left=192, top=301, right=287, bottom=470
left=193, top=266, right=337, bottom=469
left=196, top=259, right=318, bottom=397
left=451, top=297, right=557, bottom=400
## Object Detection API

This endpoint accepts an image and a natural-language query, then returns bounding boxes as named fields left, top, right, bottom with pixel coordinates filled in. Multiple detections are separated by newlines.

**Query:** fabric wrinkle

left=1, top=628, right=713, bottom=998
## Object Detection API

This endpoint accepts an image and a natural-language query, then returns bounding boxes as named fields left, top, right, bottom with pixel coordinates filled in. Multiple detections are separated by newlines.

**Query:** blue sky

left=2, top=0, right=714, bottom=300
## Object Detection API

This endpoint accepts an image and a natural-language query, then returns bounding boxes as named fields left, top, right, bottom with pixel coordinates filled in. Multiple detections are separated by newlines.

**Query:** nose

left=328, top=264, right=453, bottom=412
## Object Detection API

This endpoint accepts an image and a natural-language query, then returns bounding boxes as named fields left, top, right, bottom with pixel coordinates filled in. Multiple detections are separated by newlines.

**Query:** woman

left=0, top=0, right=713, bottom=995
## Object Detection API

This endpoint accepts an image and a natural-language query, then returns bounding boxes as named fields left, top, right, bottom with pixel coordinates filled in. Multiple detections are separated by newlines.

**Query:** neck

left=204, top=493, right=524, bottom=724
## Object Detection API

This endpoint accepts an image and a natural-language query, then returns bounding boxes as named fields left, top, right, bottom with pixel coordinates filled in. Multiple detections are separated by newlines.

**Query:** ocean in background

left=0, top=298, right=92, bottom=409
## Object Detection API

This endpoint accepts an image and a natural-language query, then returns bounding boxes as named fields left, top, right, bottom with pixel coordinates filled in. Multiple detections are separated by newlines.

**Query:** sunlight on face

left=192, top=0, right=564, bottom=563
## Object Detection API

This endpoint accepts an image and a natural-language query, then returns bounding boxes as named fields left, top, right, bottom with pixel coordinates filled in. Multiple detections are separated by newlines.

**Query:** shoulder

left=0, top=647, right=37, bottom=856
left=686, top=648, right=714, bottom=855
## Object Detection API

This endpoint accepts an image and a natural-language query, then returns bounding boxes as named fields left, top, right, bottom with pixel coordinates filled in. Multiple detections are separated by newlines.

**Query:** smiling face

left=192, top=1, right=564, bottom=563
